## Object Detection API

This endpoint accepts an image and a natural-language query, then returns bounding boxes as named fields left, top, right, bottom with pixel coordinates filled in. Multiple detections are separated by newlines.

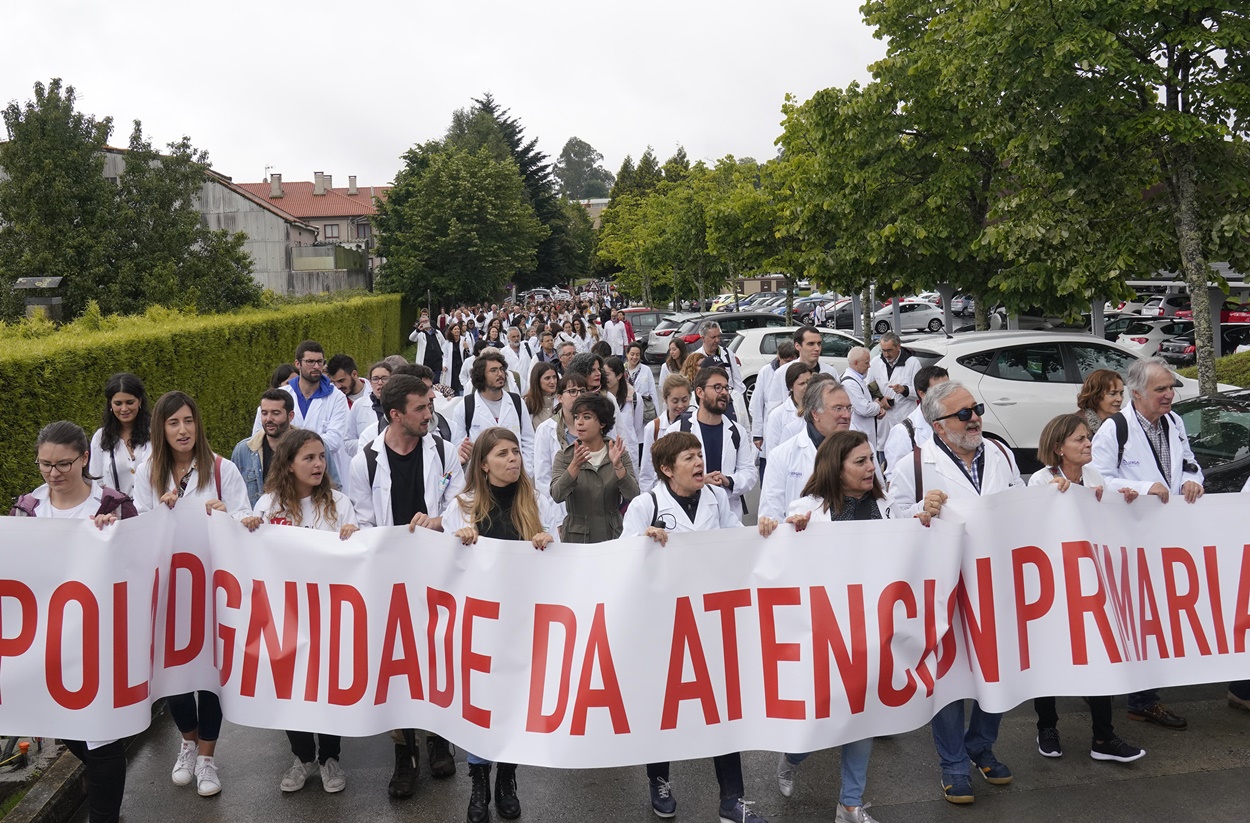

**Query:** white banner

left=1, top=486, right=1247, bottom=768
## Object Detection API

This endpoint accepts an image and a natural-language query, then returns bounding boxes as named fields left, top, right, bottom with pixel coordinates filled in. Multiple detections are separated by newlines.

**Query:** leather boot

left=388, top=743, right=418, bottom=799
left=427, top=733, right=456, bottom=778
left=494, top=762, right=521, bottom=819
left=467, top=762, right=492, bottom=823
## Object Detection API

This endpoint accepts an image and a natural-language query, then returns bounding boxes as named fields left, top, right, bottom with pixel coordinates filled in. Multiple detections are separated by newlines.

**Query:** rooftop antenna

left=264, top=164, right=274, bottom=182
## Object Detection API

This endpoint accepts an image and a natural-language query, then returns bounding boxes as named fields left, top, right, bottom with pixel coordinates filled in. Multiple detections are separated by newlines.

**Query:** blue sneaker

left=719, top=796, right=768, bottom=823
left=970, top=750, right=1013, bottom=785
left=649, top=776, right=676, bottom=818
left=942, top=773, right=974, bottom=804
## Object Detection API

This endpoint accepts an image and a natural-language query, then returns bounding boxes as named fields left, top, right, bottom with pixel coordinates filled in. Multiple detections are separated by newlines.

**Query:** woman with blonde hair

left=441, top=427, right=558, bottom=823
left=242, top=429, right=358, bottom=793
left=680, top=350, right=708, bottom=385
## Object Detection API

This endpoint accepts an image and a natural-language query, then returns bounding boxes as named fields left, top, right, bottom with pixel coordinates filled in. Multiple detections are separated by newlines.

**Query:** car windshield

left=1177, top=394, right=1250, bottom=469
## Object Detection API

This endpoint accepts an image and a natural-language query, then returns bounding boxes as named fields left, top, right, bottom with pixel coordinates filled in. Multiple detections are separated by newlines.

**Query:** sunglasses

left=934, top=403, right=985, bottom=423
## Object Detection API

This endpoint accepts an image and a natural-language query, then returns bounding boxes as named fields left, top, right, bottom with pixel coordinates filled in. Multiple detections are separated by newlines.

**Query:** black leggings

left=167, top=691, right=222, bottom=741
left=1034, top=695, right=1115, bottom=742
left=287, top=731, right=341, bottom=764
left=647, top=753, right=744, bottom=800
left=63, top=739, right=126, bottom=823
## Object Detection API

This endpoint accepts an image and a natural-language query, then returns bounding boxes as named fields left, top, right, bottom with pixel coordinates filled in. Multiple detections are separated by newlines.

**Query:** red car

left=1175, top=300, right=1250, bottom=323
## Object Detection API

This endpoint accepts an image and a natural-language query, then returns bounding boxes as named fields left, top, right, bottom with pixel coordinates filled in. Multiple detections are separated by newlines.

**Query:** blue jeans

left=466, top=751, right=490, bottom=766
left=1127, top=689, right=1159, bottom=712
left=785, top=738, right=874, bottom=807
left=930, top=699, right=1002, bottom=777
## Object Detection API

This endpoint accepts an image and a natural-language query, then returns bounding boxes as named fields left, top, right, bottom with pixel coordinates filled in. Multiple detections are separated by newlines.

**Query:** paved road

left=77, top=683, right=1249, bottom=823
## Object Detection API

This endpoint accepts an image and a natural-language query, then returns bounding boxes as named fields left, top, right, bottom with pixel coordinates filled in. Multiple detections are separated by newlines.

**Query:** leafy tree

left=0, top=80, right=258, bottom=319
left=0, top=79, right=115, bottom=318
left=920, top=0, right=1250, bottom=393
left=633, top=147, right=663, bottom=194
left=608, top=156, right=636, bottom=203
left=553, top=137, right=616, bottom=200
left=662, top=146, right=691, bottom=184
left=374, top=143, right=548, bottom=305
left=595, top=193, right=666, bottom=306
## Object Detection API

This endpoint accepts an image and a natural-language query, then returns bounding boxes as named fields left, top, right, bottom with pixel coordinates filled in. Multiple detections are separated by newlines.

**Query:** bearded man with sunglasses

left=886, top=380, right=1023, bottom=806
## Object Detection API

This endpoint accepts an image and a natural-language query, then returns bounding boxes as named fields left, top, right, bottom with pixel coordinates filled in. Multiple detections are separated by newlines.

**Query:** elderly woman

left=550, top=393, right=639, bottom=542
left=1075, top=368, right=1124, bottom=434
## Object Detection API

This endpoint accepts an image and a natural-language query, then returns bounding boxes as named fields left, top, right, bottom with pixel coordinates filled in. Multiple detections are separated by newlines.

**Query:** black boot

left=427, top=733, right=456, bottom=778
left=494, top=762, right=521, bottom=820
left=388, top=743, right=419, bottom=799
left=467, top=763, right=492, bottom=823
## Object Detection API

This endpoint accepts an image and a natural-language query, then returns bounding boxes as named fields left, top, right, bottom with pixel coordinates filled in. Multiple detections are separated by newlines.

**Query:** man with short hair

left=867, top=332, right=921, bottom=430
left=349, top=361, right=393, bottom=445
left=881, top=365, right=949, bottom=485
left=1091, top=357, right=1201, bottom=731
left=761, top=327, right=840, bottom=424
left=664, top=367, right=758, bottom=515
left=603, top=309, right=630, bottom=356
left=503, top=326, right=532, bottom=386
left=696, top=321, right=745, bottom=420
left=347, top=374, right=464, bottom=798
left=557, top=341, right=577, bottom=376
left=255, top=340, right=350, bottom=488
left=327, top=354, right=371, bottom=407
left=450, top=350, right=535, bottom=469
left=759, top=377, right=852, bottom=520
left=233, top=389, right=295, bottom=506
left=886, top=380, right=1022, bottom=804
left=841, top=346, right=889, bottom=455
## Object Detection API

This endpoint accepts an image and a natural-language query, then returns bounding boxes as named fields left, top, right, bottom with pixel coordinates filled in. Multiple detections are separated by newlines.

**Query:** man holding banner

left=887, top=380, right=1024, bottom=804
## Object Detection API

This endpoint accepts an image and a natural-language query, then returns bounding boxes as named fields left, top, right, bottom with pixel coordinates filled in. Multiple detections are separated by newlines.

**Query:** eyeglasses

left=301, top=358, right=326, bottom=367
left=37, top=455, right=82, bottom=474
left=934, top=403, right=985, bottom=423
left=828, top=404, right=853, bottom=415
left=705, top=384, right=731, bottom=394
left=562, top=388, right=585, bottom=396
left=370, top=375, right=390, bottom=384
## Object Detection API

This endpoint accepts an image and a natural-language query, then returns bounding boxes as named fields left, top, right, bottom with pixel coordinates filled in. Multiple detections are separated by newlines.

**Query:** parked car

left=620, top=307, right=666, bottom=341
left=1175, top=299, right=1250, bottom=323
left=1158, top=324, right=1250, bottom=367
left=672, top=311, right=789, bottom=346
left=1172, top=388, right=1250, bottom=493
left=1142, top=294, right=1190, bottom=317
left=707, top=293, right=739, bottom=312
left=644, top=312, right=705, bottom=363
left=1097, top=312, right=1144, bottom=341
left=1115, top=318, right=1193, bottom=356
left=950, top=294, right=975, bottom=316
left=888, top=330, right=1207, bottom=471
left=872, top=300, right=945, bottom=334
left=728, top=326, right=861, bottom=406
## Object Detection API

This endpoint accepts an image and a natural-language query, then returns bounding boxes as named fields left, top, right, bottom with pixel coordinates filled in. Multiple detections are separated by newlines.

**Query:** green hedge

left=1177, top=350, right=1250, bottom=389
left=0, top=294, right=402, bottom=505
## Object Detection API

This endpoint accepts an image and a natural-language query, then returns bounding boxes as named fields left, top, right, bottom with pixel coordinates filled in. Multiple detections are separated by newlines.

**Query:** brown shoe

left=1228, top=691, right=1250, bottom=712
left=1127, top=702, right=1187, bottom=729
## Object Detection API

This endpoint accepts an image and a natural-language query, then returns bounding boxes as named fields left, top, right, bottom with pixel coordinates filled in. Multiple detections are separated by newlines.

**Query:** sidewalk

left=68, top=682, right=1249, bottom=823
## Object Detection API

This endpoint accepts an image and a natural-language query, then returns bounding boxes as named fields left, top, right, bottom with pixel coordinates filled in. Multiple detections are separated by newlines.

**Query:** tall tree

left=0, top=79, right=115, bottom=317
left=553, top=137, right=616, bottom=200
left=662, top=146, right=691, bottom=184
left=374, top=143, right=548, bottom=305
left=608, top=156, right=636, bottom=203
left=633, top=147, right=663, bottom=194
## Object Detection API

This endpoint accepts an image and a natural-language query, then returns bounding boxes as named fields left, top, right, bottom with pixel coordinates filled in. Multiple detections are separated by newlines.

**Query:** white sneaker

left=777, top=753, right=799, bottom=798
left=321, top=758, right=346, bottom=793
left=171, top=740, right=197, bottom=786
left=835, top=803, right=881, bottom=823
left=195, top=755, right=221, bottom=797
left=280, top=756, right=316, bottom=792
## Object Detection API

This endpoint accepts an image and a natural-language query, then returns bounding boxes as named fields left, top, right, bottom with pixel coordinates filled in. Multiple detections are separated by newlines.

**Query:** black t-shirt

left=670, top=488, right=701, bottom=522
left=387, top=443, right=426, bottom=526
left=698, top=420, right=724, bottom=474
left=261, top=438, right=275, bottom=483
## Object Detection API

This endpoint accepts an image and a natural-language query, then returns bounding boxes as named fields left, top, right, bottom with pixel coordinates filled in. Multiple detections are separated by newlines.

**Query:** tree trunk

left=974, top=290, right=990, bottom=331
left=785, top=277, right=794, bottom=320
left=861, top=286, right=874, bottom=344
left=1164, top=143, right=1217, bottom=395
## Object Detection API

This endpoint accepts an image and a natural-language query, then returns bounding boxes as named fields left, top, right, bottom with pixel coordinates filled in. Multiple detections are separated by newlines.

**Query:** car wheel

left=874, top=320, right=891, bottom=334
left=927, top=318, right=943, bottom=332
left=743, top=376, right=757, bottom=408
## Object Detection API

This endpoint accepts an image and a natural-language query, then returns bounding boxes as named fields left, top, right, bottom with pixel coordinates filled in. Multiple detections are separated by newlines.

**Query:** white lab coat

left=663, top=413, right=758, bottom=513
left=89, top=429, right=152, bottom=496
left=1090, top=400, right=1203, bottom=496
left=761, top=362, right=840, bottom=426
left=621, top=482, right=741, bottom=536
left=347, top=432, right=464, bottom=528
left=788, top=493, right=892, bottom=520
left=253, top=381, right=351, bottom=487
left=763, top=399, right=805, bottom=461
left=440, top=491, right=564, bottom=538
left=448, top=391, right=536, bottom=471
left=867, top=353, right=922, bottom=431
left=602, top=320, right=629, bottom=356
left=411, top=327, right=450, bottom=383
left=888, top=435, right=1024, bottom=519
left=841, top=367, right=884, bottom=452
left=881, top=406, right=932, bottom=486
left=759, top=429, right=818, bottom=520
left=132, top=456, right=252, bottom=518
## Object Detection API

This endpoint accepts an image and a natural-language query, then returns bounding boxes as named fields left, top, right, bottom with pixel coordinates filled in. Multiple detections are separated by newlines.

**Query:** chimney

left=313, top=172, right=325, bottom=196
left=323, top=173, right=332, bottom=192
left=270, top=173, right=283, bottom=198
left=348, top=175, right=358, bottom=195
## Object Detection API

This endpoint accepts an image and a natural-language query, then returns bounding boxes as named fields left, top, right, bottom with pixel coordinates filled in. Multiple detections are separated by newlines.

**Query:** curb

left=3, top=749, right=83, bottom=823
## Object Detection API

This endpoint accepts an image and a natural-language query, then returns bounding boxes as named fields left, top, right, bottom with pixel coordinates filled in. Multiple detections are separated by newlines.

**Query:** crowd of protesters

left=10, top=290, right=1249, bottom=823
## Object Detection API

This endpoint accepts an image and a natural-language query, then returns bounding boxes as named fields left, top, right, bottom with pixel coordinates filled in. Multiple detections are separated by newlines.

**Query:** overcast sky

left=3, top=1, right=886, bottom=188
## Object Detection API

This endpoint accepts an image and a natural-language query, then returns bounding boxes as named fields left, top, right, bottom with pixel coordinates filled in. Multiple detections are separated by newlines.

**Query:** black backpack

left=677, top=410, right=742, bottom=451
left=463, top=391, right=523, bottom=433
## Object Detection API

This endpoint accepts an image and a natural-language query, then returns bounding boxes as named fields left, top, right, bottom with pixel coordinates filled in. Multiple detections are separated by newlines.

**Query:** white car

left=727, top=325, right=862, bottom=406
left=873, top=300, right=945, bottom=334
left=1115, top=318, right=1193, bottom=356
left=890, top=330, right=1207, bottom=469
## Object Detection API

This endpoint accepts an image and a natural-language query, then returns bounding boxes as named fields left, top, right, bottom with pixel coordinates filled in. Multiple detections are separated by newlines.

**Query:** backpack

left=677, top=410, right=742, bottom=451
left=1110, top=410, right=1193, bottom=478
left=463, top=391, right=524, bottom=434
left=10, top=486, right=138, bottom=519
left=365, top=436, right=447, bottom=487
